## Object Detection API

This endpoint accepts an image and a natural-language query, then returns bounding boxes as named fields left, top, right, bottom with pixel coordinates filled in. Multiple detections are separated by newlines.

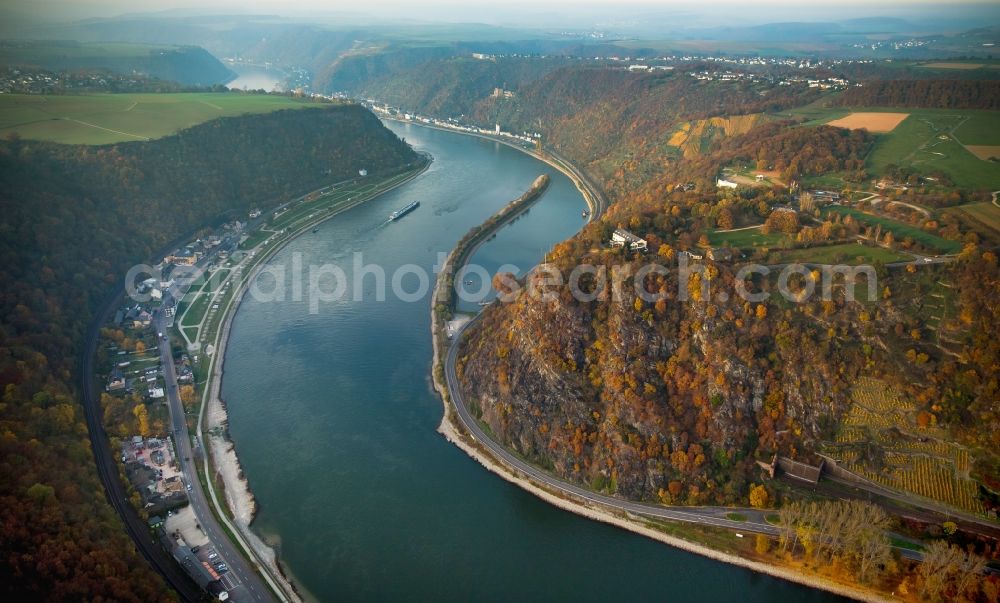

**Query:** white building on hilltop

left=610, top=228, right=648, bottom=251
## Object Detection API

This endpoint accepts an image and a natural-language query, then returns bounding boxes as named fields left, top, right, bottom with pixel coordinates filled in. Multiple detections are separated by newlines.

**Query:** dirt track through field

left=66, top=118, right=150, bottom=140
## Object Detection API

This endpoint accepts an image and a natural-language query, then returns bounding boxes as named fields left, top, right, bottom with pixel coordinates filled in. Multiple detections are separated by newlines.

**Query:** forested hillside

left=0, top=41, right=235, bottom=87
left=341, top=59, right=823, bottom=197
left=330, top=54, right=565, bottom=118
left=496, top=68, right=824, bottom=196
left=0, top=103, right=419, bottom=599
left=834, top=79, right=1000, bottom=110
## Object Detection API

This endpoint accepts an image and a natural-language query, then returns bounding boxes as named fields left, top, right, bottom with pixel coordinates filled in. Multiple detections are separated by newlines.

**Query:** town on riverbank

left=93, top=161, right=429, bottom=602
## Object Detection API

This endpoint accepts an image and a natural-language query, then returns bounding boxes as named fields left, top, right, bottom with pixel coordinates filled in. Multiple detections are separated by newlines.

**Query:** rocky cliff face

left=458, top=257, right=863, bottom=504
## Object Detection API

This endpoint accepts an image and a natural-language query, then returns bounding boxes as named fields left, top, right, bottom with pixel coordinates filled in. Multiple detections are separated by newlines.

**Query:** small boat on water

left=312, top=228, right=319, bottom=233
left=582, top=209, right=591, bottom=218
left=389, top=200, right=420, bottom=221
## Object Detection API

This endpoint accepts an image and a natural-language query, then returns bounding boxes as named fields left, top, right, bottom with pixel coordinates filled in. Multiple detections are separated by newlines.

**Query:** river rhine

left=221, top=121, right=840, bottom=601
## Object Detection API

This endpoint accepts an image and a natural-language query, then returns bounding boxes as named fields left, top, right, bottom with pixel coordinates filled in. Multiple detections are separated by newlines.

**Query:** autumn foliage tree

left=749, top=483, right=769, bottom=508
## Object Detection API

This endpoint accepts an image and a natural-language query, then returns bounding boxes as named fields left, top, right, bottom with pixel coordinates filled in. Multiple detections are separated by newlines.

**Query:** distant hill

left=0, top=40, right=234, bottom=86
left=328, top=53, right=565, bottom=117
left=356, top=59, right=817, bottom=196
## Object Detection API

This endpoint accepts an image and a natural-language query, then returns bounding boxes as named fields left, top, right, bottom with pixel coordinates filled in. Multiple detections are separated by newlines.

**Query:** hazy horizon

left=4, top=1, right=999, bottom=34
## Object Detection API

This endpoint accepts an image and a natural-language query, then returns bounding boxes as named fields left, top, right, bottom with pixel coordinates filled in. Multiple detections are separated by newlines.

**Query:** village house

left=177, top=367, right=193, bottom=384
left=131, top=309, right=152, bottom=329
left=707, top=247, right=733, bottom=262
left=678, top=250, right=704, bottom=261
left=163, top=476, right=184, bottom=494
left=165, top=248, right=196, bottom=266
left=610, top=228, right=648, bottom=251
left=716, top=178, right=738, bottom=189
left=808, top=189, right=841, bottom=203
left=107, top=367, right=126, bottom=392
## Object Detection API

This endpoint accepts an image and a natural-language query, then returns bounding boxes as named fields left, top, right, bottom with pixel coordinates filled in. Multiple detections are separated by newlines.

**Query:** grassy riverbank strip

left=185, top=161, right=430, bottom=602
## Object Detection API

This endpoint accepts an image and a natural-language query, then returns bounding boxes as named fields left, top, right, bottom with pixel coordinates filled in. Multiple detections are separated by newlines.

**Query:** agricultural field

left=0, top=93, right=321, bottom=144
left=825, top=378, right=985, bottom=515
left=787, top=104, right=1000, bottom=190
left=826, top=112, right=909, bottom=133
left=822, top=206, right=962, bottom=254
left=915, top=62, right=1000, bottom=71
left=768, top=242, right=910, bottom=265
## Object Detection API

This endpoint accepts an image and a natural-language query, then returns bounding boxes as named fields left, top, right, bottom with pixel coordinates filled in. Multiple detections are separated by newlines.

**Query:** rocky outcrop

left=458, top=257, right=860, bottom=504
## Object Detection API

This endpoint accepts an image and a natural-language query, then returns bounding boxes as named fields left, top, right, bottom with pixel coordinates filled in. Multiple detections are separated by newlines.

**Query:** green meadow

left=0, top=93, right=320, bottom=144
left=782, top=100, right=1000, bottom=190
left=865, top=109, right=1000, bottom=190
left=823, top=206, right=962, bottom=253
left=708, top=226, right=786, bottom=248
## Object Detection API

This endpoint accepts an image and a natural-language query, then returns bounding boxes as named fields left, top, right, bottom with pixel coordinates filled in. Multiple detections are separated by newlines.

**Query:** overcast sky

left=5, top=0, right=998, bottom=29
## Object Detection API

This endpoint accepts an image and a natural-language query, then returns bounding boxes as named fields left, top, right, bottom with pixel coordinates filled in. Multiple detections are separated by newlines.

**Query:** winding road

left=154, top=301, right=274, bottom=603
